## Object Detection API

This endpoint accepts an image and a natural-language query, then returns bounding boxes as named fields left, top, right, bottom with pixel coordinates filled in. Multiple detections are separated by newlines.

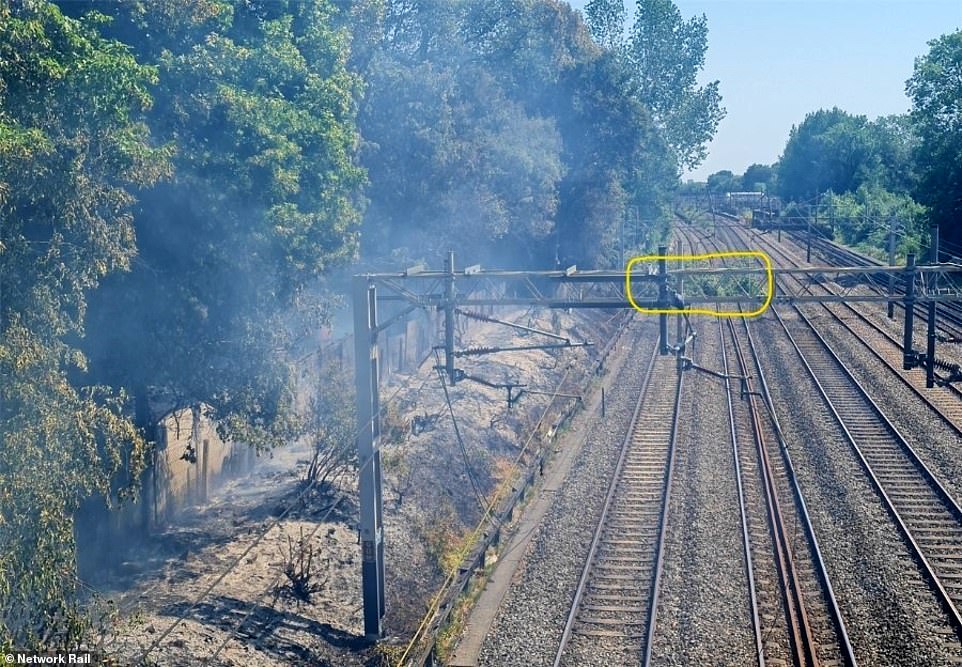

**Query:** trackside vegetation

left=0, top=0, right=722, bottom=651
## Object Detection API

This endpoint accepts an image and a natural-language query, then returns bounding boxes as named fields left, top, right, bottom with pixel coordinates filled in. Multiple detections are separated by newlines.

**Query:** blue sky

left=567, top=0, right=962, bottom=180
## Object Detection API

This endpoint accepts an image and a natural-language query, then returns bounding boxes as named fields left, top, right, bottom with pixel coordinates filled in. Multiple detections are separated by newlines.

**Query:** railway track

left=553, top=346, right=681, bottom=667
left=474, top=216, right=962, bottom=665
left=790, top=231, right=962, bottom=342
left=675, top=224, right=856, bottom=666
left=772, top=302, right=962, bottom=638
left=686, top=215, right=962, bottom=654
left=721, top=314, right=856, bottom=667
left=733, top=222, right=962, bottom=412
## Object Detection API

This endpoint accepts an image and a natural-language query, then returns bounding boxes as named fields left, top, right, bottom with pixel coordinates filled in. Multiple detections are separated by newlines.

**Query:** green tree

left=358, top=49, right=562, bottom=265
left=907, top=30, right=962, bottom=245
left=0, top=1, right=170, bottom=648
left=706, top=169, right=738, bottom=194
left=741, top=163, right=774, bottom=192
left=357, top=0, right=576, bottom=266
left=74, top=0, right=365, bottom=451
left=827, top=185, right=926, bottom=260
left=462, top=0, right=675, bottom=266
left=585, top=0, right=724, bottom=171
left=867, top=114, right=918, bottom=194
left=350, top=0, right=677, bottom=270
left=584, top=0, right=625, bottom=50
left=624, top=0, right=723, bottom=170
left=776, top=107, right=876, bottom=201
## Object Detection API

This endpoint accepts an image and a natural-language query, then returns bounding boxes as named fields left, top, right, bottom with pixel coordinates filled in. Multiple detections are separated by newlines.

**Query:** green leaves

left=79, top=0, right=363, bottom=456
left=0, top=0, right=360, bottom=649
left=0, top=0, right=168, bottom=641
left=907, top=30, right=962, bottom=243
left=587, top=0, right=724, bottom=172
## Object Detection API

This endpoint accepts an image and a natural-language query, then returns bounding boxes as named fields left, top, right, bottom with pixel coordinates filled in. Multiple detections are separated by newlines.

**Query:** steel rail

left=718, top=317, right=766, bottom=667
left=790, top=230, right=962, bottom=340
left=551, top=342, right=659, bottom=667
left=678, top=221, right=856, bottom=666
left=716, top=225, right=962, bottom=637
left=706, top=215, right=962, bottom=650
left=738, top=312, right=859, bottom=666
left=641, top=355, right=683, bottom=667
left=770, top=302, right=962, bottom=638
left=739, top=224, right=962, bottom=400
left=551, top=338, right=682, bottom=666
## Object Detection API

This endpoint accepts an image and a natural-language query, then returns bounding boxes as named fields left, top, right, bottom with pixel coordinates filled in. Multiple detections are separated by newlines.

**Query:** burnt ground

left=85, top=307, right=620, bottom=666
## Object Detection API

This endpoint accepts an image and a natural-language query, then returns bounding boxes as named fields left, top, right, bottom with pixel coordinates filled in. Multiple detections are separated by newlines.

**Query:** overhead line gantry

left=352, top=248, right=962, bottom=640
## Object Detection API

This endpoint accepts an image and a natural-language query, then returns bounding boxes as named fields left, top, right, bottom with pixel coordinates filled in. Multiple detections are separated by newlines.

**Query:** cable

left=143, top=306, right=564, bottom=664
left=397, top=364, right=573, bottom=666
left=432, top=348, right=491, bottom=516
left=143, top=305, right=593, bottom=666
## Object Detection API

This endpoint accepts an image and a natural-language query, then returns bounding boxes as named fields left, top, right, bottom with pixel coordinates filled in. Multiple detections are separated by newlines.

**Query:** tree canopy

left=0, top=1, right=169, bottom=647
left=776, top=108, right=918, bottom=203
left=1, top=0, right=718, bottom=649
left=771, top=105, right=927, bottom=259
left=75, top=0, right=365, bottom=449
left=356, top=0, right=679, bottom=268
left=907, top=30, right=962, bottom=246
left=586, top=0, right=724, bottom=171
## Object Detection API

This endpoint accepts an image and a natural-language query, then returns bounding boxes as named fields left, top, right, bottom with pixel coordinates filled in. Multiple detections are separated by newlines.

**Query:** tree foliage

left=741, top=163, right=775, bottom=192
left=776, top=108, right=874, bottom=201
left=1, top=0, right=698, bottom=650
left=907, top=30, right=962, bottom=246
left=586, top=0, right=724, bottom=171
left=75, top=0, right=364, bottom=450
left=356, top=0, right=676, bottom=268
left=584, top=0, right=625, bottom=50
left=0, top=1, right=169, bottom=648
left=774, top=105, right=926, bottom=258
left=776, top=108, right=917, bottom=203
left=3, top=0, right=363, bottom=648
left=826, top=185, right=927, bottom=260
left=706, top=169, right=737, bottom=194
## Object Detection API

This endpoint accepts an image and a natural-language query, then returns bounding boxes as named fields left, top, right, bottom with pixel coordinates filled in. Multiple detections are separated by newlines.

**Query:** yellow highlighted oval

left=625, top=250, right=774, bottom=318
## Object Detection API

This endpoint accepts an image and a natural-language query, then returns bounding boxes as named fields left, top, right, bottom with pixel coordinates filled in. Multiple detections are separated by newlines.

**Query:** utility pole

left=352, top=279, right=385, bottom=640
left=444, top=251, right=457, bottom=384
left=887, top=217, right=897, bottom=319
left=808, top=193, right=817, bottom=264
left=349, top=253, right=962, bottom=636
left=927, top=226, right=939, bottom=388
left=658, top=245, right=669, bottom=355
left=903, top=253, right=917, bottom=370
left=675, top=272, right=685, bottom=370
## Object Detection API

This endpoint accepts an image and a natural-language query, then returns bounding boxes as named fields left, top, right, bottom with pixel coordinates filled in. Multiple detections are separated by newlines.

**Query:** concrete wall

left=146, top=404, right=250, bottom=526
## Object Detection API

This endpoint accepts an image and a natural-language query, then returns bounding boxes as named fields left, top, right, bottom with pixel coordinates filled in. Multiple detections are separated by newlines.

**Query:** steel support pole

left=903, top=253, right=916, bottom=370
left=658, top=245, right=668, bottom=355
left=444, top=251, right=457, bottom=384
left=927, top=226, right=939, bottom=388
left=675, top=274, right=685, bottom=370
left=887, top=219, right=897, bottom=319
left=352, top=278, right=385, bottom=640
